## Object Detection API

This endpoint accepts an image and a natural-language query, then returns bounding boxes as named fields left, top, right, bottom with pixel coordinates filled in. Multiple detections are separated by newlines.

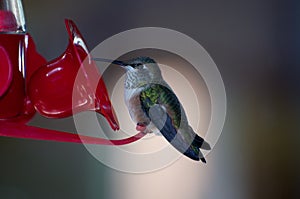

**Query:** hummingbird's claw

left=136, top=124, right=146, bottom=132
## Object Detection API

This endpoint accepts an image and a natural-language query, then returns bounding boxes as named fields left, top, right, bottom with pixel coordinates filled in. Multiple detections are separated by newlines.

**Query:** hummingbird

left=94, top=56, right=211, bottom=162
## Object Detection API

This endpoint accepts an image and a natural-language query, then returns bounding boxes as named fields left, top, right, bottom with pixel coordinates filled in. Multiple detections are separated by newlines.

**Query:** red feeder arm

left=0, top=0, right=145, bottom=145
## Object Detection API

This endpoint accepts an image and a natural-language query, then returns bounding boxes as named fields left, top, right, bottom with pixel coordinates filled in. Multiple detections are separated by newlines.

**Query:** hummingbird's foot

left=135, top=122, right=148, bottom=132
left=136, top=124, right=146, bottom=132
left=136, top=122, right=148, bottom=132
left=136, top=126, right=152, bottom=134
left=136, top=122, right=153, bottom=134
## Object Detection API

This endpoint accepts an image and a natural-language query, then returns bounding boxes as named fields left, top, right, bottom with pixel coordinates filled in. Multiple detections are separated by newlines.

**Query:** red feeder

left=0, top=0, right=145, bottom=145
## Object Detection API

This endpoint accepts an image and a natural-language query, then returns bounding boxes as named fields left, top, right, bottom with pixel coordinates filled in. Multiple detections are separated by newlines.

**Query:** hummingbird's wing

left=140, top=83, right=208, bottom=162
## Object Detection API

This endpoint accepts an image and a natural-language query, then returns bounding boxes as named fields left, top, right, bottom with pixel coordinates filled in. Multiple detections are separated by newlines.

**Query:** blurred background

left=0, top=0, right=299, bottom=198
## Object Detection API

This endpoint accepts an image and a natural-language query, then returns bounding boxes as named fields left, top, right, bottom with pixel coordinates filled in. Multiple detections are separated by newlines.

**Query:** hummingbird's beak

left=93, top=58, right=128, bottom=68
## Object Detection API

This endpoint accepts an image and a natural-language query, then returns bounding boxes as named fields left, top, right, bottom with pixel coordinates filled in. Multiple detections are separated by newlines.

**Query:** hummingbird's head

left=93, top=56, right=163, bottom=87
left=123, top=57, right=163, bottom=87
left=126, top=57, right=161, bottom=75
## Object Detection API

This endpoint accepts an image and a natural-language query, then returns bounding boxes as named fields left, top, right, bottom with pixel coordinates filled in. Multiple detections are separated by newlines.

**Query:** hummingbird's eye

left=132, top=63, right=143, bottom=68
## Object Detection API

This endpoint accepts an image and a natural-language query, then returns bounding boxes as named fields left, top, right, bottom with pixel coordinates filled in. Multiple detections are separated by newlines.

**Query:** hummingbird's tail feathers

left=183, top=148, right=206, bottom=163
left=149, top=104, right=208, bottom=163
left=183, top=150, right=200, bottom=161
left=198, top=149, right=207, bottom=163
left=200, top=157, right=207, bottom=163
left=192, top=134, right=211, bottom=150
left=201, top=141, right=211, bottom=150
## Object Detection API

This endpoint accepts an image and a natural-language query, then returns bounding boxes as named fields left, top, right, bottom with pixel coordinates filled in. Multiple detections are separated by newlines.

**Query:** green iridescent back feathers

left=140, top=84, right=181, bottom=129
